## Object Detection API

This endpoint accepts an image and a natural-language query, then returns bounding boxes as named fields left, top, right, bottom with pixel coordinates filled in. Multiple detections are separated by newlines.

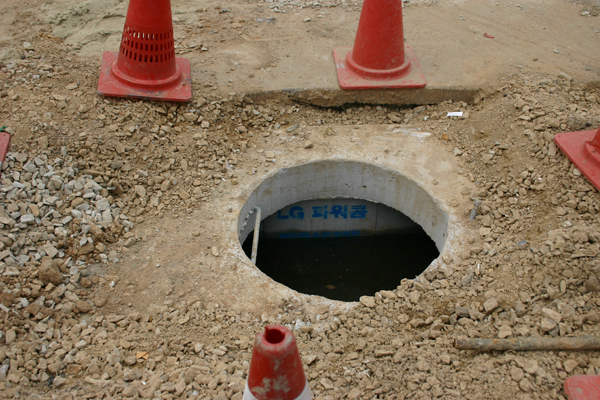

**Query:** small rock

left=44, top=244, right=59, bottom=258
left=0, top=292, right=16, bottom=306
left=556, top=206, right=568, bottom=216
left=510, top=366, right=524, bottom=382
left=540, top=317, right=557, bottom=332
left=53, top=376, right=67, bottom=387
left=455, top=306, right=470, bottom=318
left=519, top=378, right=533, bottom=392
left=20, top=214, right=35, bottom=225
left=39, top=260, right=63, bottom=285
left=409, top=291, right=421, bottom=304
left=34, top=322, right=47, bottom=333
left=135, top=185, right=146, bottom=198
left=359, top=296, right=376, bottom=308
left=76, top=300, right=92, bottom=313
left=542, top=307, right=562, bottom=324
left=96, top=199, right=110, bottom=212
left=94, top=295, right=107, bottom=308
left=211, top=246, right=219, bottom=257
left=185, top=369, right=198, bottom=384
left=347, top=388, right=362, bottom=400
left=558, top=72, right=573, bottom=81
left=564, top=359, right=579, bottom=373
left=3, top=267, right=20, bottom=277
left=5, top=329, right=16, bottom=344
left=122, top=386, right=137, bottom=398
left=304, top=140, right=314, bottom=149
left=483, top=297, right=499, bottom=313
left=498, top=325, right=512, bottom=338
left=461, top=271, right=474, bottom=287
left=123, top=369, right=139, bottom=381
left=387, top=113, right=402, bottom=123
left=585, top=276, right=600, bottom=292
left=523, top=359, right=538, bottom=374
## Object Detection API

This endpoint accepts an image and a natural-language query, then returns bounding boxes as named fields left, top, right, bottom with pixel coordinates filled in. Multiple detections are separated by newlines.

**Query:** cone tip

left=264, top=325, right=286, bottom=344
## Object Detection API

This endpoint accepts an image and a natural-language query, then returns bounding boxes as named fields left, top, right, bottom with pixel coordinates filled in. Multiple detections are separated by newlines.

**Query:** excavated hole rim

left=236, top=160, right=449, bottom=300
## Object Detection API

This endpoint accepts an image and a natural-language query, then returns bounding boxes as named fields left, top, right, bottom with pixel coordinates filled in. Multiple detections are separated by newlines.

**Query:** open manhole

left=238, top=161, right=448, bottom=302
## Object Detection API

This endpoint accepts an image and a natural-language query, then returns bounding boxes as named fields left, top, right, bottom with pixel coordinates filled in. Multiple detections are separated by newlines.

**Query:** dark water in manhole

left=242, top=227, right=439, bottom=302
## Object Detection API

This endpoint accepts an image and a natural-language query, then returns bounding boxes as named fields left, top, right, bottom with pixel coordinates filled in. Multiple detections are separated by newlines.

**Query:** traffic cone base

left=242, top=380, right=312, bottom=400
left=98, top=51, right=191, bottom=102
left=554, top=128, right=600, bottom=191
left=564, top=375, right=600, bottom=399
left=333, top=46, right=426, bottom=89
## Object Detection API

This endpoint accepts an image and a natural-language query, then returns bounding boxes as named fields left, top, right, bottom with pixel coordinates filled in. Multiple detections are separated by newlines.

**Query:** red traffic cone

left=564, top=375, right=600, bottom=399
left=554, top=127, right=600, bottom=191
left=97, top=0, right=192, bottom=102
left=0, top=130, right=10, bottom=171
left=332, top=0, right=426, bottom=89
left=243, top=325, right=312, bottom=400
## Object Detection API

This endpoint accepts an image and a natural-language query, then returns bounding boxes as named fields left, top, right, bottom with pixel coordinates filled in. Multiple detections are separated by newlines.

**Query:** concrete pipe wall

left=238, top=160, right=449, bottom=252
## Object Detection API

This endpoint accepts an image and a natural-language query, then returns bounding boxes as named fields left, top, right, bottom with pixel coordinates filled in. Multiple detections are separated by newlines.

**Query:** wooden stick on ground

left=454, top=336, right=600, bottom=352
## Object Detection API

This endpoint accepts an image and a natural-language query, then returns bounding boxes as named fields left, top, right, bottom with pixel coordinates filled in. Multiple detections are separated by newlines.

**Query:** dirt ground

left=1, top=0, right=600, bottom=399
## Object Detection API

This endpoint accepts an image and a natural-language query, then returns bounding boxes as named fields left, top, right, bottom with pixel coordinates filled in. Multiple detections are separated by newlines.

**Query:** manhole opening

left=242, top=198, right=439, bottom=301
left=237, top=161, right=449, bottom=303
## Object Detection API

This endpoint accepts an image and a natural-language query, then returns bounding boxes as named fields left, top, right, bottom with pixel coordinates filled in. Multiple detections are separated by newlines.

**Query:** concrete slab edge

left=245, top=86, right=482, bottom=107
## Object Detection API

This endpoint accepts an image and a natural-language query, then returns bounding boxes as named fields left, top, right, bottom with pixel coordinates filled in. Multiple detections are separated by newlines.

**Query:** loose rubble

left=0, top=4, right=599, bottom=400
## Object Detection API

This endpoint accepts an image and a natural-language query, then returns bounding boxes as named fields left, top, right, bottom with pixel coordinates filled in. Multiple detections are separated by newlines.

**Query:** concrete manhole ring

left=208, top=126, right=475, bottom=314
left=237, top=160, right=448, bottom=300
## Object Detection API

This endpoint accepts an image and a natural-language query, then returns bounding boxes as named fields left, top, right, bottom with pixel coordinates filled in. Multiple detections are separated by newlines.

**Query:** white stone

left=2, top=266, right=20, bottom=276
left=96, top=199, right=110, bottom=211
left=20, top=214, right=35, bottom=224
left=44, top=244, right=59, bottom=258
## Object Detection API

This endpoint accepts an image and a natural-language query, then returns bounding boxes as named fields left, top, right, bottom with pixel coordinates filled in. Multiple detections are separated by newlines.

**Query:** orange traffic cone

left=243, top=325, right=312, bottom=400
left=554, top=127, right=600, bottom=191
left=0, top=129, right=10, bottom=171
left=332, top=0, right=426, bottom=89
left=97, top=0, right=192, bottom=102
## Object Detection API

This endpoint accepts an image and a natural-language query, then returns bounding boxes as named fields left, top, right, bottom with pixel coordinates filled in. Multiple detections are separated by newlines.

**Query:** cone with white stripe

left=243, top=325, right=312, bottom=400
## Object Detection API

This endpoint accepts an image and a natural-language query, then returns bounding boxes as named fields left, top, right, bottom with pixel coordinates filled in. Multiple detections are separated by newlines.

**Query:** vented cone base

left=554, top=128, right=600, bottom=191
left=333, top=46, right=426, bottom=89
left=98, top=51, right=192, bottom=102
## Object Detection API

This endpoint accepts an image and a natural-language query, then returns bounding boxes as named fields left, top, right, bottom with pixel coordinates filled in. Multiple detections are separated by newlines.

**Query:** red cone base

left=333, top=46, right=426, bottom=89
left=554, top=127, right=600, bottom=191
left=564, top=375, right=600, bottom=399
left=98, top=51, right=191, bottom=102
left=333, top=0, right=425, bottom=89
left=97, top=0, right=192, bottom=102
